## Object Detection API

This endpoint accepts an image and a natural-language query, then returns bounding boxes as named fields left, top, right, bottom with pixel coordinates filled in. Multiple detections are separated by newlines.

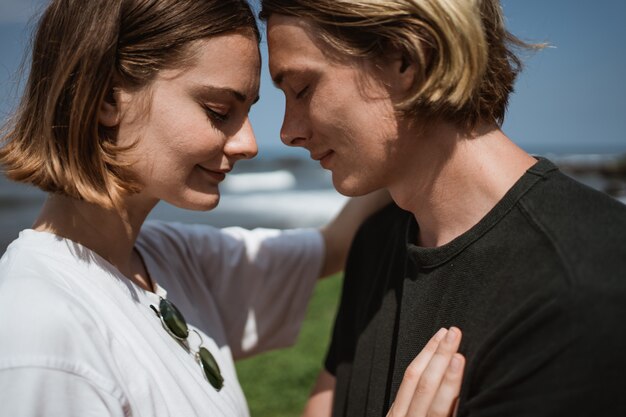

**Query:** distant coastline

left=547, top=153, right=626, bottom=199
left=1, top=151, right=625, bottom=254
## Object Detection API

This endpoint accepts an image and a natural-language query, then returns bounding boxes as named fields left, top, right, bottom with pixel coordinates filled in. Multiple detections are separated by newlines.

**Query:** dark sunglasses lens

left=157, top=300, right=224, bottom=390
left=159, top=299, right=189, bottom=339
left=199, top=347, right=224, bottom=391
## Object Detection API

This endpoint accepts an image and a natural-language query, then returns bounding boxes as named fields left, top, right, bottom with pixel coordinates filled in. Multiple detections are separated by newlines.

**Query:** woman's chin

left=168, top=193, right=220, bottom=212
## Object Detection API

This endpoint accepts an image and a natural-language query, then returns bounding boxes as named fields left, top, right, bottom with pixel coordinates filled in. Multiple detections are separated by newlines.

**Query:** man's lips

left=311, top=150, right=333, bottom=161
left=311, top=150, right=335, bottom=169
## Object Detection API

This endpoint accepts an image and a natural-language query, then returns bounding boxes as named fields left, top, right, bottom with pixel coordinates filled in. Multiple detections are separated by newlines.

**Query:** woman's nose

left=226, top=118, right=258, bottom=160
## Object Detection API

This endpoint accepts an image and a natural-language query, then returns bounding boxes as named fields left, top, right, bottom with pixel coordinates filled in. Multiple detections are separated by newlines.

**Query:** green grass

left=235, top=273, right=343, bottom=417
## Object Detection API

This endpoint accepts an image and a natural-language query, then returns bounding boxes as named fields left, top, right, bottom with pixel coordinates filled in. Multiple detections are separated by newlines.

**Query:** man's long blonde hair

left=260, top=0, right=541, bottom=129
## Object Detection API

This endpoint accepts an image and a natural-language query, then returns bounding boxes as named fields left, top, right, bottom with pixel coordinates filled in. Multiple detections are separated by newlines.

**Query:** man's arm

left=302, top=370, right=336, bottom=417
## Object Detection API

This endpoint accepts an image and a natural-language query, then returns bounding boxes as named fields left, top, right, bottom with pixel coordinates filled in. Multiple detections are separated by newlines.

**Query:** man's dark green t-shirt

left=325, top=158, right=626, bottom=416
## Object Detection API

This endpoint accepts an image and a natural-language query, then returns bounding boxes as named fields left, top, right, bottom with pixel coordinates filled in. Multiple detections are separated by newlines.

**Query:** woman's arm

left=302, top=370, right=335, bottom=417
left=319, top=189, right=391, bottom=277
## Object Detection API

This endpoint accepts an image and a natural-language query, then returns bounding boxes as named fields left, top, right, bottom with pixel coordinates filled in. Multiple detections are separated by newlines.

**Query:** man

left=260, top=0, right=626, bottom=416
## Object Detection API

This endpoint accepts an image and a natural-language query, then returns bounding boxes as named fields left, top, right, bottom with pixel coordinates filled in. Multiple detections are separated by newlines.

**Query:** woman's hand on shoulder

left=319, top=189, right=392, bottom=277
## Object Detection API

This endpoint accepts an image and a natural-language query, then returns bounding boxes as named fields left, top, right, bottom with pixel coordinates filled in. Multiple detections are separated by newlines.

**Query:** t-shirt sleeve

left=324, top=270, right=355, bottom=376
left=459, top=286, right=626, bottom=417
left=139, top=222, right=325, bottom=359
left=324, top=203, right=400, bottom=377
left=0, top=367, right=128, bottom=417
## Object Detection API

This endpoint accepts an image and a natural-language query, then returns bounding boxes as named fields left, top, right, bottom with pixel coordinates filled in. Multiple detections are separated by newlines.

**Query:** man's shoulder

left=522, top=167, right=626, bottom=236
left=519, top=169, right=626, bottom=280
left=524, top=166, right=626, bottom=214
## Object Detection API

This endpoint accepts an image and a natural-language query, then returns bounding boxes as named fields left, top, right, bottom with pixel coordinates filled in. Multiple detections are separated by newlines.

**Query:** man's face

left=267, top=15, right=407, bottom=196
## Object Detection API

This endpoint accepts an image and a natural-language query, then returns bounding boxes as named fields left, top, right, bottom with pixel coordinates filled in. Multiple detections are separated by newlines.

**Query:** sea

left=1, top=144, right=625, bottom=254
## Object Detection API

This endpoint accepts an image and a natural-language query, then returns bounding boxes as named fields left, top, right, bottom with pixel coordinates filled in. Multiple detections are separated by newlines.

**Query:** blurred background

left=1, top=1, right=625, bottom=415
left=1, top=0, right=625, bottom=252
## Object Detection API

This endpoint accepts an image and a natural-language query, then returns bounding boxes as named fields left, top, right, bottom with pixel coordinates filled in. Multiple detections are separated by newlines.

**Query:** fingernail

left=446, top=327, right=458, bottom=342
left=450, top=354, right=463, bottom=373
left=434, top=327, right=448, bottom=341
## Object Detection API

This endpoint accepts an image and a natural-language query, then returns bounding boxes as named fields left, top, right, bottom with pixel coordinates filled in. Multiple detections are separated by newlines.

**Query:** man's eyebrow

left=272, top=72, right=285, bottom=87
left=192, top=85, right=257, bottom=103
left=271, top=68, right=301, bottom=88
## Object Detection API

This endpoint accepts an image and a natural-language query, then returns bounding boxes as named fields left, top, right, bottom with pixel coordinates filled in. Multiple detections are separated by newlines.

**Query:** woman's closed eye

left=202, top=104, right=230, bottom=123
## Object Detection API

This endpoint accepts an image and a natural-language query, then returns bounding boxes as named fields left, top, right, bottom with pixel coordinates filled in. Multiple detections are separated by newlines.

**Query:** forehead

left=160, top=32, right=261, bottom=96
left=267, top=15, right=338, bottom=84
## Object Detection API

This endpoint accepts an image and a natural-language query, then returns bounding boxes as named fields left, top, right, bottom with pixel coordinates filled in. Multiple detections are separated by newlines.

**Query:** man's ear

left=381, top=49, right=416, bottom=96
left=98, top=86, right=120, bottom=127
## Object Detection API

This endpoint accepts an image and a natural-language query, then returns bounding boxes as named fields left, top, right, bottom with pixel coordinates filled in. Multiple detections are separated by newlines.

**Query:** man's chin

left=331, top=175, right=374, bottom=197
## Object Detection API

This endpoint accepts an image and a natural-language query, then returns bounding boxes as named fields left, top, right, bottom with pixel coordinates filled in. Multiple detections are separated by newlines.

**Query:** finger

left=406, top=327, right=463, bottom=416
left=452, top=398, right=460, bottom=417
left=389, top=328, right=448, bottom=416
left=428, top=353, right=465, bottom=417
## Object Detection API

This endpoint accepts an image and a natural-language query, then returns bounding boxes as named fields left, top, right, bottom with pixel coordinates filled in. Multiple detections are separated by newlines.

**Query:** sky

left=1, top=0, right=625, bottom=158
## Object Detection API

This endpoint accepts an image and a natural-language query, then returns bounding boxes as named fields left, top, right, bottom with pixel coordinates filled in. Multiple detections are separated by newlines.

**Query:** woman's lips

left=196, top=165, right=227, bottom=182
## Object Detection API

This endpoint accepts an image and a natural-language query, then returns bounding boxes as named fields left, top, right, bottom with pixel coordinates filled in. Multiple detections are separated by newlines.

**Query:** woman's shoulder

left=0, top=267, right=107, bottom=374
left=0, top=243, right=97, bottom=343
left=0, top=243, right=123, bottom=394
left=0, top=229, right=91, bottom=291
left=0, top=269, right=126, bottom=411
left=0, top=230, right=111, bottom=358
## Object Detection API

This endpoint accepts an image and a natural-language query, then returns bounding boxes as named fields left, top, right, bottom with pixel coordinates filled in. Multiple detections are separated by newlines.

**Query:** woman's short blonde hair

left=0, top=0, right=259, bottom=209
left=260, top=0, right=541, bottom=130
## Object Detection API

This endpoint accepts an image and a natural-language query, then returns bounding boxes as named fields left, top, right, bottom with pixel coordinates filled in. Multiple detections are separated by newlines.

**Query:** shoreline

left=1, top=153, right=625, bottom=254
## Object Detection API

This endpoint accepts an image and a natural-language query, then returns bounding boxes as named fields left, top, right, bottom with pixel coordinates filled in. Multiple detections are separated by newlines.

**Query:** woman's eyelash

left=202, top=105, right=229, bottom=122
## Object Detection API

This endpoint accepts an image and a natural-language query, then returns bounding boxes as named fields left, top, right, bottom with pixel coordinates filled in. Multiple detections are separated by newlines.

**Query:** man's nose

left=280, top=106, right=310, bottom=147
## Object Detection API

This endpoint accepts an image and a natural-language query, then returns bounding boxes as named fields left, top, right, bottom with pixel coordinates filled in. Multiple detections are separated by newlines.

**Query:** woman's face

left=115, top=32, right=260, bottom=211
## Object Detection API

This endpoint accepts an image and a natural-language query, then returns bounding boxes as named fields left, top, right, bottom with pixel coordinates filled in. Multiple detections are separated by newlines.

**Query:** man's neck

left=32, top=193, right=157, bottom=289
left=389, top=123, right=536, bottom=248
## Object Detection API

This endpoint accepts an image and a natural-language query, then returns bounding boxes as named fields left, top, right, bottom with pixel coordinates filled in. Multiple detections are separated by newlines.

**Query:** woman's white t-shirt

left=0, top=221, right=324, bottom=416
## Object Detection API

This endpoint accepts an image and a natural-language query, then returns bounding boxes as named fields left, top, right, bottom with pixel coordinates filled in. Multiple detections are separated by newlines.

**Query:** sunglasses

left=150, top=297, right=224, bottom=391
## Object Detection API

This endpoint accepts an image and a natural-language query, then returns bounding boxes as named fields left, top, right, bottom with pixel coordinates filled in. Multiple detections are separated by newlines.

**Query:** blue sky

left=1, top=0, right=625, bottom=157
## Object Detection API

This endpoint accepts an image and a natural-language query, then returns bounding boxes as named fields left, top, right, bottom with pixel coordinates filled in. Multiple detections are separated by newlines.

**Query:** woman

left=0, top=0, right=463, bottom=415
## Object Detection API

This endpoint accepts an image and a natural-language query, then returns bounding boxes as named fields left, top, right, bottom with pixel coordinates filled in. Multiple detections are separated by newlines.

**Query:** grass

left=235, top=273, right=343, bottom=417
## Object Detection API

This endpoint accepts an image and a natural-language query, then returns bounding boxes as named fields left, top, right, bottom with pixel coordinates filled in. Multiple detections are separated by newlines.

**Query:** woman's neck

left=389, top=123, right=537, bottom=248
left=32, top=193, right=157, bottom=290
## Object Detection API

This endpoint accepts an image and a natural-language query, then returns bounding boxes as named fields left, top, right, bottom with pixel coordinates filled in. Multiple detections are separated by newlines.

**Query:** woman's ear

left=98, top=87, right=120, bottom=127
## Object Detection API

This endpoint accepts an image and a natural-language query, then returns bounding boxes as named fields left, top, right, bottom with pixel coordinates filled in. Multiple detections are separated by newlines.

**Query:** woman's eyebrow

left=191, top=84, right=252, bottom=103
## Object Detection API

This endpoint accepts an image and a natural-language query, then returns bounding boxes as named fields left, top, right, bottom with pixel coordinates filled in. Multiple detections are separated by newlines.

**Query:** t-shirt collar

left=405, top=157, right=558, bottom=268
